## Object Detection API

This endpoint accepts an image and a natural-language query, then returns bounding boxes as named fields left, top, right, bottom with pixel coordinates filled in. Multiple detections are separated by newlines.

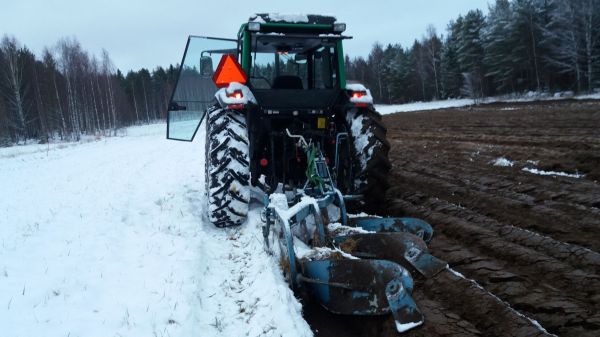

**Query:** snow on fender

left=215, top=82, right=257, bottom=108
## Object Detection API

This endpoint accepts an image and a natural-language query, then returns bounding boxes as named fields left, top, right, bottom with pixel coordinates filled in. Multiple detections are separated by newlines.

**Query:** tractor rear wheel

left=205, top=106, right=250, bottom=227
left=346, top=107, right=391, bottom=213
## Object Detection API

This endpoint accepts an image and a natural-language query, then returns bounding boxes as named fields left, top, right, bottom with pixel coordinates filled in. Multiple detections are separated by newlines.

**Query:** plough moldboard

left=253, top=130, right=448, bottom=334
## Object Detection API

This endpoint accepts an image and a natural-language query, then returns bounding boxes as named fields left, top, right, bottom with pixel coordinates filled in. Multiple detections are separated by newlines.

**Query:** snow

left=396, top=320, right=423, bottom=333
left=488, top=157, right=584, bottom=178
left=491, top=157, right=514, bottom=167
left=376, top=98, right=475, bottom=114
left=574, top=92, right=600, bottom=100
left=249, top=15, right=266, bottom=23
left=346, top=83, right=367, bottom=92
left=215, top=82, right=257, bottom=106
left=349, top=114, right=370, bottom=170
left=485, top=153, right=586, bottom=179
left=266, top=194, right=360, bottom=261
left=376, top=91, right=600, bottom=115
left=327, top=223, right=371, bottom=237
left=254, top=13, right=310, bottom=23
left=294, top=243, right=358, bottom=261
left=522, top=167, right=584, bottom=178
left=348, top=212, right=378, bottom=218
left=0, top=122, right=312, bottom=337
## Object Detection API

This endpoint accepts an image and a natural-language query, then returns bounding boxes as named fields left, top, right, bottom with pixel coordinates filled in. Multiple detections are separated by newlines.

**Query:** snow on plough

left=166, top=13, right=446, bottom=333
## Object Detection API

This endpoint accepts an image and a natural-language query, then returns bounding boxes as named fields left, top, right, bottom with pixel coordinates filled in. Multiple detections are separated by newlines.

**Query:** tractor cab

left=166, top=14, right=349, bottom=141
left=242, top=16, right=349, bottom=111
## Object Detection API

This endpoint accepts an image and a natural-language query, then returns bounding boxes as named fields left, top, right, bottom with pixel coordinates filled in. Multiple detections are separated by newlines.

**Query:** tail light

left=351, top=91, right=366, bottom=99
left=226, top=90, right=244, bottom=109
left=227, top=90, right=243, bottom=99
left=351, top=90, right=369, bottom=107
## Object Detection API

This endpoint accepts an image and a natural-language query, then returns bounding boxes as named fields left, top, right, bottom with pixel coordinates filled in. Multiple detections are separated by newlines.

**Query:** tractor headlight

left=248, top=22, right=261, bottom=31
left=333, top=23, right=346, bottom=32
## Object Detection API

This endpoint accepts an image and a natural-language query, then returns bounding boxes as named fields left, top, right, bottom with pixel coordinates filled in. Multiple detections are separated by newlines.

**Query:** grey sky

left=1, top=0, right=490, bottom=72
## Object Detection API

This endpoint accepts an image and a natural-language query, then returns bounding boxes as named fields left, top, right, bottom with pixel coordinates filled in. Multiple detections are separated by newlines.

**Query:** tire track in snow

left=192, top=122, right=312, bottom=337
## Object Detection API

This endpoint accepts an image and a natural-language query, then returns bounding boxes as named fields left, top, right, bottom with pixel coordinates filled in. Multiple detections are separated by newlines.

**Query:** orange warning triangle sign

left=212, top=54, right=247, bottom=88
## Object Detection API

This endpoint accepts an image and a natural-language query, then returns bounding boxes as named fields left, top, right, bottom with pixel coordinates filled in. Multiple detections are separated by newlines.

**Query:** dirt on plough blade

left=305, top=100, right=600, bottom=337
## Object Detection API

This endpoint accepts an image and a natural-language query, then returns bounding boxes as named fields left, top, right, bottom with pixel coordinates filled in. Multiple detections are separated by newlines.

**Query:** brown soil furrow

left=388, top=197, right=600, bottom=290
left=389, top=169, right=600, bottom=251
left=395, top=163, right=600, bottom=237
left=387, top=199, right=599, bottom=336
left=390, top=132, right=600, bottom=145
left=395, top=190, right=600, bottom=272
left=414, top=270, right=553, bottom=337
left=376, top=100, right=600, bottom=336
left=399, top=157, right=600, bottom=210
left=431, top=233, right=597, bottom=336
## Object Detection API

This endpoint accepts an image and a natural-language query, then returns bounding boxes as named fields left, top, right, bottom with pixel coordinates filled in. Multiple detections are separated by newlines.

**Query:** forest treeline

left=346, top=0, right=600, bottom=103
left=0, top=37, right=177, bottom=144
left=1, top=0, right=599, bottom=145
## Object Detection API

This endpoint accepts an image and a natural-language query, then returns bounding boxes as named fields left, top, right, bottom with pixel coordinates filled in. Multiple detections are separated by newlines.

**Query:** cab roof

left=240, top=13, right=345, bottom=36
left=249, top=13, right=337, bottom=25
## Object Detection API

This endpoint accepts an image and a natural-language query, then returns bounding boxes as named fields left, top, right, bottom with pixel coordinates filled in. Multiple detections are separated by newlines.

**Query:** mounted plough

left=253, top=130, right=447, bottom=333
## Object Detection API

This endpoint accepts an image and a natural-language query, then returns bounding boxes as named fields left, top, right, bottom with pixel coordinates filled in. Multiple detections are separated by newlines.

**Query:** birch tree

left=101, top=49, right=118, bottom=135
left=423, top=25, right=442, bottom=99
left=542, top=0, right=585, bottom=91
left=0, top=36, right=28, bottom=141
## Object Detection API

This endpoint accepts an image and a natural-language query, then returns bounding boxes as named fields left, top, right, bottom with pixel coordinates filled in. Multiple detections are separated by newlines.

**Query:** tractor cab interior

left=249, top=34, right=340, bottom=90
left=248, top=34, right=344, bottom=109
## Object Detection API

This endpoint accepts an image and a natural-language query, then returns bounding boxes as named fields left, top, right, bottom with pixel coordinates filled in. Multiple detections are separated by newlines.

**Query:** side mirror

left=200, top=56, right=214, bottom=77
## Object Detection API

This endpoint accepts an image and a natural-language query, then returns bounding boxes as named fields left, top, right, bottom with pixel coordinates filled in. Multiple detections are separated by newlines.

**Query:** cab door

left=166, top=36, right=237, bottom=141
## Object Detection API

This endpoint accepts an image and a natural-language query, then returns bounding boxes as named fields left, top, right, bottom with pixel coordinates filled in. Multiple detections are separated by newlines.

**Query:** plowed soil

left=305, top=99, right=600, bottom=337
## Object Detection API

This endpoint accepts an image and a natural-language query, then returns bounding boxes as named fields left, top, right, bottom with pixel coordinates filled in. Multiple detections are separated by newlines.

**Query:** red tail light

left=227, top=90, right=243, bottom=99
left=351, top=91, right=366, bottom=99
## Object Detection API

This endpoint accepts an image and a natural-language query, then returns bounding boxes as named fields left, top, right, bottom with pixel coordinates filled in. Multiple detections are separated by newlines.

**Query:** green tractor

left=167, top=13, right=390, bottom=228
left=166, top=14, right=447, bottom=332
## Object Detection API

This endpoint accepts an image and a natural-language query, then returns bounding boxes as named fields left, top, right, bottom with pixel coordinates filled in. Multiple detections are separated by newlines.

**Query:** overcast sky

left=1, top=0, right=490, bottom=73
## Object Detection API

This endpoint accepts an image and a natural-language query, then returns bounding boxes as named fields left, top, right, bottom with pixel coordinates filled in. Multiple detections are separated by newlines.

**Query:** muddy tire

left=346, top=107, right=391, bottom=213
left=205, top=106, right=250, bottom=227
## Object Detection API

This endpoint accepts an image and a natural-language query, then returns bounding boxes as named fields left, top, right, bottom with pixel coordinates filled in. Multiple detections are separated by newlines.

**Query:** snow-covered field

left=375, top=91, right=600, bottom=115
left=376, top=98, right=476, bottom=114
left=0, top=123, right=311, bottom=337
